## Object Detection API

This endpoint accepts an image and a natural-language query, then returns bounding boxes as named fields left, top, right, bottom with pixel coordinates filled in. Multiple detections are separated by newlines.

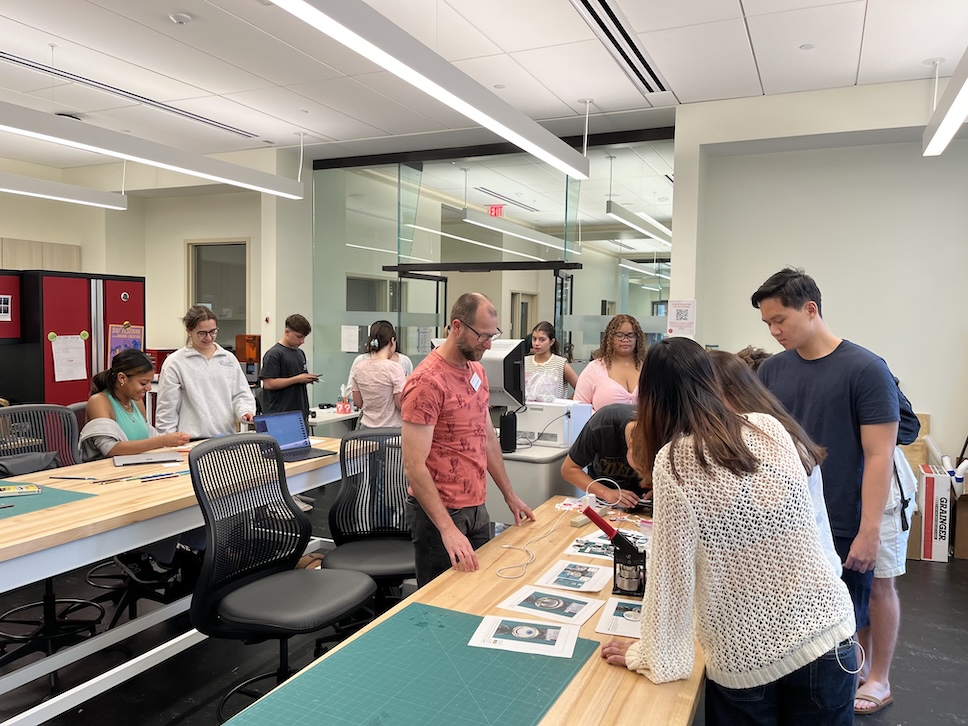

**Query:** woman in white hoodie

left=155, top=306, right=256, bottom=438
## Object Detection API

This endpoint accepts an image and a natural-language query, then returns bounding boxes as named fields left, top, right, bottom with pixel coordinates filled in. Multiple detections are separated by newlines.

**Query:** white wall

left=674, top=79, right=967, bottom=457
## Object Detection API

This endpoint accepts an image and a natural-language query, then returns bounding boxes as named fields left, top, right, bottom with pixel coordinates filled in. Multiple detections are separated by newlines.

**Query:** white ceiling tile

left=443, top=0, right=595, bottom=53
left=23, top=82, right=139, bottom=114
left=363, top=0, right=503, bottom=61
left=748, top=3, right=866, bottom=94
left=451, top=54, right=577, bottom=119
left=617, top=0, right=743, bottom=32
left=859, top=0, right=968, bottom=84
left=0, top=62, right=70, bottom=95
left=219, top=87, right=387, bottom=142
left=288, top=77, right=446, bottom=135
left=743, top=0, right=858, bottom=15
left=509, top=41, right=650, bottom=114
left=642, top=19, right=761, bottom=103
left=354, top=71, right=474, bottom=128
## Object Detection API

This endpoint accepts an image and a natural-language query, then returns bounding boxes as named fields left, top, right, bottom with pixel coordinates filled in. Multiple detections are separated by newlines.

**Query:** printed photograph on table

left=564, top=529, right=651, bottom=561
left=595, top=597, right=644, bottom=638
left=535, top=559, right=612, bottom=593
left=468, top=615, right=581, bottom=658
left=496, top=585, right=605, bottom=625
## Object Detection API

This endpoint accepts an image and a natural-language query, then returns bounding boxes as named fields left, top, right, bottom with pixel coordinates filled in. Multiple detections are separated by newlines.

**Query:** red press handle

left=582, top=505, right=618, bottom=539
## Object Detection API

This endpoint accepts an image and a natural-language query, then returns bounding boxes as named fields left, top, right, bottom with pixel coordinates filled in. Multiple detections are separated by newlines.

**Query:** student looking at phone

left=261, top=313, right=317, bottom=424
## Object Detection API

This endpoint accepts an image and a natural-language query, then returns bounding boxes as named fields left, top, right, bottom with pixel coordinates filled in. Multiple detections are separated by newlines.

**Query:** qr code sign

left=675, top=308, right=689, bottom=321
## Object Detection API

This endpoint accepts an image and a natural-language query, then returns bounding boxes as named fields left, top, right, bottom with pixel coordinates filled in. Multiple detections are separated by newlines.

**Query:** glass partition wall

left=311, top=138, right=673, bottom=404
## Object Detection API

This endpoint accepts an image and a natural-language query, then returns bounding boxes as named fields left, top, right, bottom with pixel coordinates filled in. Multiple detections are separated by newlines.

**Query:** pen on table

left=49, top=476, right=97, bottom=481
left=0, top=503, right=14, bottom=510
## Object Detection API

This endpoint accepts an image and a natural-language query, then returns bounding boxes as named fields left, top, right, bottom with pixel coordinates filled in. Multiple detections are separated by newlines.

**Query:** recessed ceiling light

left=169, top=12, right=193, bottom=25
left=799, top=43, right=815, bottom=51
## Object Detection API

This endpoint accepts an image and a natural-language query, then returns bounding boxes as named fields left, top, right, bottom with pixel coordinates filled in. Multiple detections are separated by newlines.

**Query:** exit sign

left=487, top=205, right=505, bottom=217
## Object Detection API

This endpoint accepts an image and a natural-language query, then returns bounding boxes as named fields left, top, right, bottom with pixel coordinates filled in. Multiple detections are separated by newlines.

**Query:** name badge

left=469, top=372, right=482, bottom=391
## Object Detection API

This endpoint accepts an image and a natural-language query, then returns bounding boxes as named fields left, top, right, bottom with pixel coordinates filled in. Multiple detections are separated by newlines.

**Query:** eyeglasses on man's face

left=194, top=328, right=219, bottom=339
left=611, top=331, right=637, bottom=341
left=461, top=321, right=502, bottom=343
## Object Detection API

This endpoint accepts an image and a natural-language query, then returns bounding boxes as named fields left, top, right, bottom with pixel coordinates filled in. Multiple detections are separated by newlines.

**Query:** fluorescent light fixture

left=0, top=171, right=127, bottom=210
left=408, top=223, right=545, bottom=261
left=606, top=200, right=671, bottom=245
left=641, top=285, right=661, bottom=291
left=272, top=0, right=589, bottom=180
left=0, top=100, right=303, bottom=199
left=345, top=243, right=432, bottom=263
left=462, top=207, right=580, bottom=255
left=924, top=49, right=968, bottom=156
left=619, top=259, right=671, bottom=279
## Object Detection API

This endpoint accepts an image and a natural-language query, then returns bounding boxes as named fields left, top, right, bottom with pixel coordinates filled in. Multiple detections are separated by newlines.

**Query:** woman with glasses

left=573, top=314, right=645, bottom=412
left=155, top=305, right=256, bottom=438
left=524, top=321, right=578, bottom=402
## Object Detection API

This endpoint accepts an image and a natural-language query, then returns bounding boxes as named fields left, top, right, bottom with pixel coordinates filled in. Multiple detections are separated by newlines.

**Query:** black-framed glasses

left=195, top=328, right=219, bottom=339
left=611, top=331, right=637, bottom=341
left=461, top=321, right=502, bottom=343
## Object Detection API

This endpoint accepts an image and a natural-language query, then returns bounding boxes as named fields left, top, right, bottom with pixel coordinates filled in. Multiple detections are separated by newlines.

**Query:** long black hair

left=91, top=349, right=154, bottom=395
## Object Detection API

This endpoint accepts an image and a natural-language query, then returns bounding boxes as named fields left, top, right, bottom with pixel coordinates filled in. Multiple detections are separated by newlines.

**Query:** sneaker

left=115, top=551, right=178, bottom=586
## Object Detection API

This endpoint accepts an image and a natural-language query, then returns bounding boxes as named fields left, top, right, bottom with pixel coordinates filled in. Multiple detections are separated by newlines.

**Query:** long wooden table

left=231, top=496, right=705, bottom=726
left=0, top=437, right=343, bottom=726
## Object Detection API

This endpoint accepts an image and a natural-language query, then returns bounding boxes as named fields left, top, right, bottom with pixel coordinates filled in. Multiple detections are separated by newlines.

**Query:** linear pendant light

left=923, top=48, right=968, bottom=156
left=462, top=207, right=580, bottom=255
left=0, top=171, right=127, bottom=210
left=606, top=200, right=671, bottom=245
left=0, top=100, right=304, bottom=199
left=271, top=0, right=590, bottom=180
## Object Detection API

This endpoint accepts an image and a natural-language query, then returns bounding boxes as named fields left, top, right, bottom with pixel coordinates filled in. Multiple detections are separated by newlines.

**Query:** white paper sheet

left=340, top=325, right=359, bottom=353
left=595, top=597, right=644, bottom=638
left=563, top=528, right=652, bottom=562
left=534, top=559, right=613, bottom=593
left=468, top=616, right=580, bottom=658
left=51, top=335, right=88, bottom=382
left=496, top=585, right=604, bottom=626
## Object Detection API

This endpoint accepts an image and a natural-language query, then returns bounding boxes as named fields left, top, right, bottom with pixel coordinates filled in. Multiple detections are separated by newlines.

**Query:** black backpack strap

left=894, top=460, right=910, bottom=532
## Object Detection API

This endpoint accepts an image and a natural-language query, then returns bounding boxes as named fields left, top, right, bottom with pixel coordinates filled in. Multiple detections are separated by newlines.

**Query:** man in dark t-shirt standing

left=752, top=268, right=899, bottom=715
left=260, top=314, right=317, bottom=423
left=561, top=403, right=643, bottom=508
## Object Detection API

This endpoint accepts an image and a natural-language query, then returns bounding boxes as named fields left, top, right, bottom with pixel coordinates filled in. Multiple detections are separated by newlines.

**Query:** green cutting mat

left=226, top=602, right=599, bottom=726
left=0, top=484, right=96, bottom=520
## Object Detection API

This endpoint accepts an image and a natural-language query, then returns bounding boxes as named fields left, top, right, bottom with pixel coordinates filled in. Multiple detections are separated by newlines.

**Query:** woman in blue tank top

left=80, top=349, right=189, bottom=461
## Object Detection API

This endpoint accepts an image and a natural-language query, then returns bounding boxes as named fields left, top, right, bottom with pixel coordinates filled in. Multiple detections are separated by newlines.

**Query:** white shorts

left=874, top=495, right=916, bottom=578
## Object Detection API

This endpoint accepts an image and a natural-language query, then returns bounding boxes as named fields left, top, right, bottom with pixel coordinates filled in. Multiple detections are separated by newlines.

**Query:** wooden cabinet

left=0, top=238, right=80, bottom=271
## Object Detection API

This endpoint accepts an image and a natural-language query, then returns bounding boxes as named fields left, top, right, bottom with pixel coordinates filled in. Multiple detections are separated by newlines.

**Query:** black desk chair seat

left=189, top=434, right=376, bottom=723
left=321, top=427, right=416, bottom=612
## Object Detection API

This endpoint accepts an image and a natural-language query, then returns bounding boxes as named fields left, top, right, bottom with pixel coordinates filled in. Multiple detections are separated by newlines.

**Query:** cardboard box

left=907, top=510, right=923, bottom=561
left=917, top=465, right=951, bottom=562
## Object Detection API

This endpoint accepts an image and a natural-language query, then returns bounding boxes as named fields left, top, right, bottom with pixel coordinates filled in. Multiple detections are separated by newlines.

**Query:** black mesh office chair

left=0, top=404, right=105, bottom=685
left=189, top=434, right=376, bottom=723
left=322, top=427, right=416, bottom=612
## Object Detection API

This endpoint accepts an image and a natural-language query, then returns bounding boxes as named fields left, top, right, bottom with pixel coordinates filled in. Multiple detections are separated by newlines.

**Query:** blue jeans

left=704, top=639, right=856, bottom=726
left=404, top=496, right=490, bottom=587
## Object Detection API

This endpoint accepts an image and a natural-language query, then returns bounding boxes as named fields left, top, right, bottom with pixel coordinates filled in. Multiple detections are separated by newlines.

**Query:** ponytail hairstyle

left=531, top=321, right=560, bottom=355
left=91, top=349, right=155, bottom=395
left=365, top=320, right=396, bottom=354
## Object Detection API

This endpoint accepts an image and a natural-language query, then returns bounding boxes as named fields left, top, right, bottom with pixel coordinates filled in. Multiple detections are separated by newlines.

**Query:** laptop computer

left=114, top=451, right=184, bottom=467
left=253, top=411, right=337, bottom=462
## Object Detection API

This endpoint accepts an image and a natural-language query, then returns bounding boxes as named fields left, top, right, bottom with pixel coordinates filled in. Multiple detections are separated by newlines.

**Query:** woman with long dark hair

left=80, top=349, right=189, bottom=461
left=524, top=321, right=577, bottom=401
left=602, top=338, right=856, bottom=725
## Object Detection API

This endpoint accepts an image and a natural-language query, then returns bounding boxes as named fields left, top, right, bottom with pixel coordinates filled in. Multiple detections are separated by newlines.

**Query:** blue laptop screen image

left=254, top=411, right=310, bottom=451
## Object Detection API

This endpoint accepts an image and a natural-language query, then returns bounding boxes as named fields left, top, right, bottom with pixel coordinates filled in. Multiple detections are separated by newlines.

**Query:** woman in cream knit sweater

left=601, top=338, right=856, bottom=725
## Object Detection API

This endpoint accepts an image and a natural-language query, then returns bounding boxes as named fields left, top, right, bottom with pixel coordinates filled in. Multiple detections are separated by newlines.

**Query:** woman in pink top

left=349, top=321, right=406, bottom=428
left=574, top=314, right=646, bottom=412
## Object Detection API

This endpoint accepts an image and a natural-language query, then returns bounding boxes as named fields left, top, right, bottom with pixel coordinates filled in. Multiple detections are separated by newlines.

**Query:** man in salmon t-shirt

left=402, top=292, right=535, bottom=586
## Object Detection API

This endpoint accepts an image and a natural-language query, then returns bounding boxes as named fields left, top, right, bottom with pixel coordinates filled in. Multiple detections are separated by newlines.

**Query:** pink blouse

left=573, top=358, right=638, bottom=412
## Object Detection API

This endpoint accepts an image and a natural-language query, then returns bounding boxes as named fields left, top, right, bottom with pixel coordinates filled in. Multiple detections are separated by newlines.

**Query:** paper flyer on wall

left=496, top=585, right=604, bottom=626
left=51, top=335, right=87, bottom=382
left=468, top=616, right=580, bottom=658
left=534, top=559, right=612, bottom=593
left=563, top=528, right=652, bottom=562
left=594, top=597, right=644, bottom=638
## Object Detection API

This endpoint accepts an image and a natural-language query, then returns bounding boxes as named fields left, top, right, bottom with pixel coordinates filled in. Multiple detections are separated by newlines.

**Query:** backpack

left=895, top=378, right=920, bottom=446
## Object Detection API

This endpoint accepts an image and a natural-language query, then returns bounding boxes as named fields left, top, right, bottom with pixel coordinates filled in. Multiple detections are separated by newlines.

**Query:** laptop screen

left=254, top=411, right=310, bottom=451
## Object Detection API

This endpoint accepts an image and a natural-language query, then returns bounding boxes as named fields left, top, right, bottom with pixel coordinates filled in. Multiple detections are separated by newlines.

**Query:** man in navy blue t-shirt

left=752, top=268, right=898, bottom=713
